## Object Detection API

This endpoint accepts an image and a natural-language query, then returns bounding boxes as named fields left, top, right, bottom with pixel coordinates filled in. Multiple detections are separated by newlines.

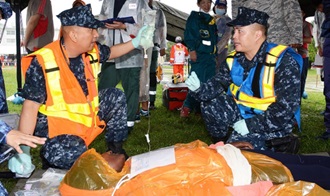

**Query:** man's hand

left=185, top=71, right=200, bottom=91
left=318, top=46, right=323, bottom=57
left=233, top=119, right=249, bottom=135
left=160, top=48, right=166, bottom=56
left=189, top=51, right=197, bottom=62
left=132, top=25, right=155, bottom=49
left=104, top=21, right=126, bottom=30
left=6, top=130, right=46, bottom=153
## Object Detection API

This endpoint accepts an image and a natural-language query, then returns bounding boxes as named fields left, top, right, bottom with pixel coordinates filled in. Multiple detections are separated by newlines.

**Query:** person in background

left=148, top=0, right=167, bottom=111
left=185, top=7, right=302, bottom=151
left=314, top=1, right=327, bottom=116
left=0, top=120, right=46, bottom=195
left=169, top=36, right=188, bottom=83
left=296, top=9, right=313, bottom=100
left=72, top=0, right=85, bottom=7
left=135, top=0, right=167, bottom=121
left=318, top=0, right=330, bottom=140
left=9, top=5, right=153, bottom=173
left=314, top=1, right=325, bottom=58
left=0, top=0, right=12, bottom=114
left=22, top=0, right=54, bottom=54
left=213, top=0, right=232, bottom=73
left=181, top=0, right=217, bottom=118
left=231, top=0, right=302, bottom=46
left=98, top=0, right=151, bottom=131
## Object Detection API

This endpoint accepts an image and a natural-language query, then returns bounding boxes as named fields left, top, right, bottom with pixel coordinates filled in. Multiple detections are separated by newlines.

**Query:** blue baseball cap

left=57, top=4, right=104, bottom=29
left=227, top=7, right=269, bottom=27
left=215, top=0, right=227, bottom=6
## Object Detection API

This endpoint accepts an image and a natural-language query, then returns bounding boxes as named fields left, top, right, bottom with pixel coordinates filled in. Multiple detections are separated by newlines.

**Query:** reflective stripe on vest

left=34, top=47, right=100, bottom=127
left=227, top=45, right=288, bottom=111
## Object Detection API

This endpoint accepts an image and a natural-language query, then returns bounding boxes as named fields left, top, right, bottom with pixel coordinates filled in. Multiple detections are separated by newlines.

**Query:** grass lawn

left=0, top=66, right=329, bottom=193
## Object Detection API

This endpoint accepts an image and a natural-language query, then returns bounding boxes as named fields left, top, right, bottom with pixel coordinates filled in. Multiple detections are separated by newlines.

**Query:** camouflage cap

left=227, top=7, right=269, bottom=27
left=215, top=0, right=227, bottom=6
left=0, top=1, right=12, bottom=20
left=56, top=4, right=104, bottom=29
left=41, top=134, right=87, bottom=169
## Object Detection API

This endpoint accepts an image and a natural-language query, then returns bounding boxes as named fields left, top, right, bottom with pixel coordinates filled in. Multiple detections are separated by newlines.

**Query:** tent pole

left=14, top=3, right=21, bottom=93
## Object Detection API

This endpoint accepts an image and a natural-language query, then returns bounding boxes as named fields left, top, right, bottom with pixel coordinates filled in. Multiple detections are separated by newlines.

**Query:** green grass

left=0, top=66, right=329, bottom=193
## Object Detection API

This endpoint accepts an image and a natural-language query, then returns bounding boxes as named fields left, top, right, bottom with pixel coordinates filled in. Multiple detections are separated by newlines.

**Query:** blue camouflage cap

left=0, top=1, right=12, bottom=20
left=56, top=4, right=104, bottom=29
left=227, top=7, right=269, bottom=27
left=41, top=134, right=87, bottom=169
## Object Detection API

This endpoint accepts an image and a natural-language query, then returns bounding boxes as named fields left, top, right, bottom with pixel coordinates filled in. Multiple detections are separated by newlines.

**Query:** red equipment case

left=162, top=83, right=188, bottom=110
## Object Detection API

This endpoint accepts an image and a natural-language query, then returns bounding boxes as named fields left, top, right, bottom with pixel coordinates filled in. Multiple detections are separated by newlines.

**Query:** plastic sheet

left=15, top=168, right=66, bottom=196
left=59, top=141, right=329, bottom=196
left=241, top=150, right=294, bottom=184
left=265, top=181, right=330, bottom=196
left=116, top=140, right=233, bottom=195
left=59, top=148, right=129, bottom=195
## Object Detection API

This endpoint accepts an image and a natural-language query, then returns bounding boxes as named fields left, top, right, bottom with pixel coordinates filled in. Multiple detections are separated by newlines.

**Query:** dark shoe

left=316, top=132, right=330, bottom=140
left=149, top=105, right=157, bottom=110
left=135, top=114, right=141, bottom=123
left=180, top=107, right=190, bottom=118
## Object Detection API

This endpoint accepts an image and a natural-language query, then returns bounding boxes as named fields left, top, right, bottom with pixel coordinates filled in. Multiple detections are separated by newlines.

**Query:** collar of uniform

left=236, top=41, right=268, bottom=70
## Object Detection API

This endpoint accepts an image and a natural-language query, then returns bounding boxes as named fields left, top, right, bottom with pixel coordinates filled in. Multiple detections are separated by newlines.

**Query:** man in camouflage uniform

left=9, top=5, right=153, bottom=170
left=185, top=7, right=302, bottom=150
left=318, top=0, right=330, bottom=140
left=231, top=0, right=302, bottom=46
left=0, top=0, right=12, bottom=114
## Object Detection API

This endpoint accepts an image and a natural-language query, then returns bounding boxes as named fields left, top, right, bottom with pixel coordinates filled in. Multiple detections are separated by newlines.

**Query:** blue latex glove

left=233, top=119, right=249, bottom=136
left=132, top=25, right=155, bottom=49
left=8, top=145, right=35, bottom=176
left=185, top=71, right=200, bottom=91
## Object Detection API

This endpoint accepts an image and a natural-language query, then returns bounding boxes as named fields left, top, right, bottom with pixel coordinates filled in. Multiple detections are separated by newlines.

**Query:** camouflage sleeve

left=0, top=182, right=8, bottom=195
left=245, top=52, right=300, bottom=133
left=21, top=57, right=47, bottom=104
left=283, top=0, right=303, bottom=44
left=191, top=60, right=232, bottom=101
left=97, top=42, right=110, bottom=63
left=0, top=120, right=12, bottom=144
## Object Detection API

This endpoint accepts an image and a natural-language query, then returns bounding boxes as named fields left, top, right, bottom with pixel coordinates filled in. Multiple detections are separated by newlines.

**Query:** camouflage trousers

left=201, top=93, right=282, bottom=150
left=39, top=88, right=128, bottom=169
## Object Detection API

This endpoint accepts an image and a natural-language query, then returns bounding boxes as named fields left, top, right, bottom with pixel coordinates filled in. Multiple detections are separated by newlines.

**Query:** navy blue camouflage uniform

left=22, top=41, right=128, bottom=169
left=0, top=68, right=8, bottom=114
left=0, top=1, right=12, bottom=114
left=0, top=120, right=12, bottom=196
left=191, top=41, right=301, bottom=150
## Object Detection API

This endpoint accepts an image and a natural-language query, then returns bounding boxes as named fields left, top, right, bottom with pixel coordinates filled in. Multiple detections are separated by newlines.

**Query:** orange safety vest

left=21, top=40, right=106, bottom=146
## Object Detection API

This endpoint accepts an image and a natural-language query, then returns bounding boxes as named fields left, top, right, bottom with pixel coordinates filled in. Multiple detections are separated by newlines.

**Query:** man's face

left=232, top=25, right=256, bottom=53
left=198, top=0, right=212, bottom=13
left=75, top=26, right=99, bottom=52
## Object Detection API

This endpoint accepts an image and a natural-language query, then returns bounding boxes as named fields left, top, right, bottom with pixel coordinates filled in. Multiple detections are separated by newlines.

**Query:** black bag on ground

left=265, top=134, right=300, bottom=154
